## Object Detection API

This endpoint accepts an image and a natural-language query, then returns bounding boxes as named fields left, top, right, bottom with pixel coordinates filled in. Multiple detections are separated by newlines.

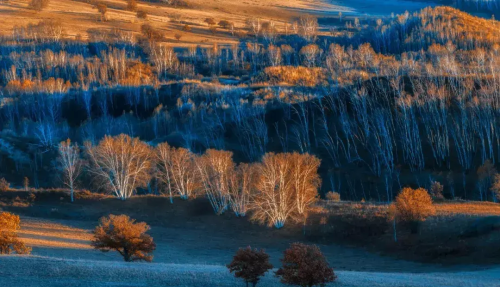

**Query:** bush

left=137, top=10, right=148, bottom=20
left=126, top=0, right=137, bottom=11
left=91, top=214, right=156, bottom=262
left=141, top=24, right=164, bottom=41
left=325, top=191, right=340, bottom=202
left=430, top=181, right=444, bottom=200
left=0, top=212, right=31, bottom=255
left=227, top=247, right=273, bottom=287
left=0, top=178, right=9, bottom=191
left=204, top=18, right=216, bottom=26
left=392, top=187, right=436, bottom=233
left=275, top=243, right=336, bottom=287
left=218, top=20, right=233, bottom=29
left=29, top=0, right=50, bottom=11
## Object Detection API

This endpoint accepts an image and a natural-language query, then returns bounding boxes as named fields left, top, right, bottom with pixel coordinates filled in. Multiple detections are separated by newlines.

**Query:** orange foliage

left=92, top=214, right=156, bottom=262
left=0, top=212, right=31, bottom=255
left=392, top=187, right=435, bottom=223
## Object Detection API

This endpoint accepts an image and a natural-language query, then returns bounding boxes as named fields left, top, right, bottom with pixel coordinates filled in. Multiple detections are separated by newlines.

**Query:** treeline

left=2, top=7, right=500, bottom=201
left=60, top=134, right=320, bottom=228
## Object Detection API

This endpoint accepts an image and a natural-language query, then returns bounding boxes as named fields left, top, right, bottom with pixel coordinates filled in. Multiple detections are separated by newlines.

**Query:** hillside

left=0, top=0, right=437, bottom=46
left=1, top=255, right=499, bottom=287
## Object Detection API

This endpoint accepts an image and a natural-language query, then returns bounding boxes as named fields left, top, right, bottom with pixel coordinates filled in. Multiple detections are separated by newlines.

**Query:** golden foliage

left=0, top=212, right=31, bottom=255
left=261, top=66, right=328, bottom=87
left=85, top=134, right=153, bottom=200
left=392, top=187, right=435, bottom=223
left=92, top=214, right=155, bottom=262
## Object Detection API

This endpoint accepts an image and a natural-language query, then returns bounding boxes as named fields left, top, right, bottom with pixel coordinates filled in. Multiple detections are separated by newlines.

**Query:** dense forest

left=1, top=6, right=500, bottom=204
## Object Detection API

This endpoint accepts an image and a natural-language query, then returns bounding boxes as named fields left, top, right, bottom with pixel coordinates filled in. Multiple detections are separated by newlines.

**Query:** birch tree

left=58, top=139, right=82, bottom=202
left=86, top=134, right=153, bottom=200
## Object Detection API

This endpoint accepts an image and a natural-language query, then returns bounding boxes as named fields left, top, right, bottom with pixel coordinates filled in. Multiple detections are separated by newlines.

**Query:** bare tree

left=252, top=153, right=295, bottom=228
left=196, top=149, right=234, bottom=215
left=298, top=15, right=318, bottom=42
left=290, top=153, right=321, bottom=216
left=86, top=134, right=153, bottom=200
left=58, top=139, right=82, bottom=202
left=156, top=143, right=199, bottom=202
left=229, top=163, right=258, bottom=217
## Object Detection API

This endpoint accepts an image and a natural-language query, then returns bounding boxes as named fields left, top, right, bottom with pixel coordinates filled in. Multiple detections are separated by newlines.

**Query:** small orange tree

left=275, top=243, right=336, bottom=287
left=227, top=247, right=273, bottom=287
left=0, top=212, right=31, bottom=255
left=393, top=187, right=435, bottom=233
left=91, top=215, right=156, bottom=262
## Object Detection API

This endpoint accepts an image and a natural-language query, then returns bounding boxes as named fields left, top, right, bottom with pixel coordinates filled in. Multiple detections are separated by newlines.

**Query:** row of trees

left=59, top=134, right=321, bottom=228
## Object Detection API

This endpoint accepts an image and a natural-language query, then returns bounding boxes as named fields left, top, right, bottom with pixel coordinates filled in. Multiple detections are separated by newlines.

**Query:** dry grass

left=0, top=0, right=436, bottom=47
left=435, top=201, right=500, bottom=216
left=18, top=217, right=93, bottom=249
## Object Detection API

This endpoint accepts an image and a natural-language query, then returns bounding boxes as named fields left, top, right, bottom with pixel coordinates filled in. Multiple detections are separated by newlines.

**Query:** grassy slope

left=0, top=0, right=436, bottom=46
left=0, top=255, right=498, bottom=287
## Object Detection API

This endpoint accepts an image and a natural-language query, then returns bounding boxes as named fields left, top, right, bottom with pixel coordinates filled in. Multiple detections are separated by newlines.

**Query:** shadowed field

left=0, top=255, right=498, bottom=287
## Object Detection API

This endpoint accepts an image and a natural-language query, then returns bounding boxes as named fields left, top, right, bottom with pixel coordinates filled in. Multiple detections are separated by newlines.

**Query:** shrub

left=227, top=247, right=273, bottom=287
left=126, top=0, right=137, bottom=11
left=393, top=187, right=435, bottom=233
left=137, top=10, right=148, bottom=20
left=0, top=212, right=31, bottom=255
left=275, top=243, right=336, bottom=287
left=204, top=18, right=216, bottom=26
left=174, top=33, right=182, bottom=41
left=491, top=173, right=500, bottom=201
left=91, top=214, right=156, bottom=262
left=0, top=178, right=9, bottom=191
left=325, top=191, right=340, bottom=202
left=430, top=181, right=444, bottom=200
left=29, top=0, right=50, bottom=11
left=218, top=20, right=233, bottom=29
left=140, top=24, right=164, bottom=41
left=260, top=66, right=328, bottom=87
left=182, top=24, right=192, bottom=32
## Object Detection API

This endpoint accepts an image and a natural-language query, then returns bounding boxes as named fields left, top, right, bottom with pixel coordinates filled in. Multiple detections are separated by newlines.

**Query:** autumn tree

left=86, top=134, right=153, bottom=200
left=298, top=15, right=318, bottom=42
left=429, top=181, right=444, bottom=200
left=290, top=153, right=321, bottom=216
left=392, top=187, right=435, bottom=233
left=137, top=10, right=148, bottom=20
left=92, top=215, right=156, bottom=262
left=141, top=24, right=163, bottom=42
left=156, top=142, right=199, bottom=202
left=227, top=247, right=273, bottom=287
left=229, top=163, right=258, bottom=217
left=490, top=173, right=500, bottom=202
left=204, top=17, right=216, bottom=26
left=58, top=139, right=82, bottom=202
left=196, top=149, right=235, bottom=215
left=96, top=3, right=108, bottom=22
left=0, top=212, right=31, bottom=255
left=252, top=153, right=320, bottom=228
left=126, top=0, right=137, bottom=11
left=275, top=243, right=336, bottom=287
